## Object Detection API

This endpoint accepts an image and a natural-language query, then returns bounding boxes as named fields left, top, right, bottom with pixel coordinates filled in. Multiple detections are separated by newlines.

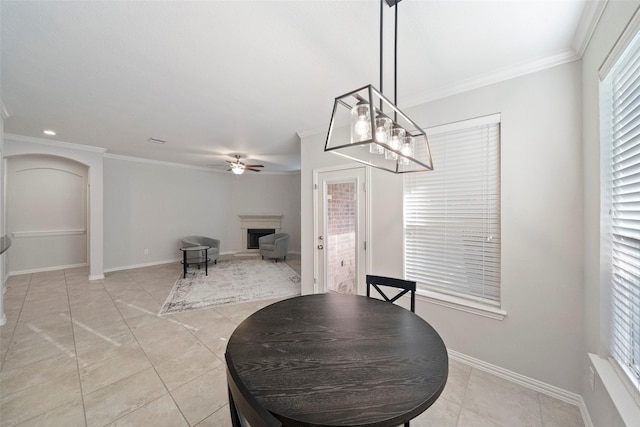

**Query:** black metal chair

left=366, top=274, right=417, bottom=313
left=225, top=352, right=282, bottom=427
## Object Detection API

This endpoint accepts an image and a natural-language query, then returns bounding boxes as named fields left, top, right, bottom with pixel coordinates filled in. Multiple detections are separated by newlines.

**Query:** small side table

left=180, top=245, right=211, bottom=278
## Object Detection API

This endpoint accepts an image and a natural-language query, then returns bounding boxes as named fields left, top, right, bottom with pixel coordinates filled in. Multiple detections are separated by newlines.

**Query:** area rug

left=159, top=258, right=301, bottom=315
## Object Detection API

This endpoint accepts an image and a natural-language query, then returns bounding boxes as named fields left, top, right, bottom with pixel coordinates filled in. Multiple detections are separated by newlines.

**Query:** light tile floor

left=0, top=255, right=584, bottom=426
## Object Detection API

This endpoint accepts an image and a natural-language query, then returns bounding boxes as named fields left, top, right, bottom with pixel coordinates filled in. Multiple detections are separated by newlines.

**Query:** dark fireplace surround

left=247, top=229, right=275, bottom=249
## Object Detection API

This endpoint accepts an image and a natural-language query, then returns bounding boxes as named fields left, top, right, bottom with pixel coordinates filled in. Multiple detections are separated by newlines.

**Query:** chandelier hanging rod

left=323, top=0, right=433, bottom=174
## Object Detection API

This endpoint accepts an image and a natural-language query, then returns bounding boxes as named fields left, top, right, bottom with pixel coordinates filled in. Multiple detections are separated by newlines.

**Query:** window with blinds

left=601, top=29, right=640, bottom=394
left=404, top=114, right=501, bottom=307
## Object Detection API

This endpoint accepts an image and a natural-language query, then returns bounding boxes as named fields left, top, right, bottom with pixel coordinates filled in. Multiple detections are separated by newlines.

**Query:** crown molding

left=4, top=133, right=107, bottom=153
left=297, top=127, right=328, bottom=140
left=104, top=152, right=300, bottom=175
left=0, top=98, right=11, bottom=120
left=104, top=152, right=218, bottom=172
left=572, top=0, right=608, bottom=58
left=404, top=48, right=580, bottom=108
left=298, top=48, right=581, bottom=139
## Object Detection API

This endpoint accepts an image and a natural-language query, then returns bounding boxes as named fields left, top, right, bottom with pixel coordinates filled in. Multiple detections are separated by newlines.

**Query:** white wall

left=104, top=155, right=301, bottom=271
left=582, top=2, right=639, bottom=426
left=301, top=61, right=583, bottom=394
left=228, top=173, right=301, bottom=253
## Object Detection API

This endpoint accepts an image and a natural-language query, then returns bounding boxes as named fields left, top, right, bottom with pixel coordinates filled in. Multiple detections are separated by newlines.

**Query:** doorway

left=315, top=167, right=367, bottom=294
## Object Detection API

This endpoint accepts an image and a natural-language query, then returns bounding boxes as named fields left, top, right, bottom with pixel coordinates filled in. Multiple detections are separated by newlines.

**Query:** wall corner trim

left=572, top=0, right=608, bottom=57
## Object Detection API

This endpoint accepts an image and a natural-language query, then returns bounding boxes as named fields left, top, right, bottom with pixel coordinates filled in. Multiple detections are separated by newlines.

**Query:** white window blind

left=602, top=29, right=640, bottom=394
left=404, top=114, right=501, bottom=306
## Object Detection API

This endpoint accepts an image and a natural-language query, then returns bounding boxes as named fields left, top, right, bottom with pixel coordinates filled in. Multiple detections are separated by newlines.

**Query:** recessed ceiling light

left=43, top=130, right=56, bottom=136
left=147, top=137, right=166, bottom=144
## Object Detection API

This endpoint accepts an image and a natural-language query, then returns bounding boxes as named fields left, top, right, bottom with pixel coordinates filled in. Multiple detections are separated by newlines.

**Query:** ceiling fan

left=226, top=155, right=264, bottom=175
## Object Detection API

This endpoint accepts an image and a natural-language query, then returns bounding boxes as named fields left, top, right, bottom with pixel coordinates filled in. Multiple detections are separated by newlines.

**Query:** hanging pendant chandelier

left=324, top=0, right=433, bottom=174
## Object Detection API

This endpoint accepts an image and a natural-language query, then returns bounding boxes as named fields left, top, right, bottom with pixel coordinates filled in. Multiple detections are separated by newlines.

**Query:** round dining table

left=225, top=293, right=448, bottom=426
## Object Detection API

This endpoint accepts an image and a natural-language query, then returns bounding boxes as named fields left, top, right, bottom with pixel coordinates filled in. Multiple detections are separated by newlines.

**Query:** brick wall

left=326, top=182, right=356, bottom=294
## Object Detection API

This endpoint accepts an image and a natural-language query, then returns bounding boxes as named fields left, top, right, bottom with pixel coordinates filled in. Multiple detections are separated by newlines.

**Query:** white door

left=315, top=167, right=367, bottom=294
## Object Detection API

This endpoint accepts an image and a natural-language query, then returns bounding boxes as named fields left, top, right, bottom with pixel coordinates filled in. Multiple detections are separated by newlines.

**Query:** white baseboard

left=88, top=274, right=105, bottom=281
left=449, top=349, right=586, bottom=413
left=103, top=258, right=180, bottom=273
left=103, top=252, right=298, bottom=273
left=8, top=262, right=88, bottom=276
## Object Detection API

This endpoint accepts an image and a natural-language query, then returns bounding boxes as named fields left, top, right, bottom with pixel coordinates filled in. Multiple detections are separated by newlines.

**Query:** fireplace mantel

left=239, top=214, right=283, bottom=252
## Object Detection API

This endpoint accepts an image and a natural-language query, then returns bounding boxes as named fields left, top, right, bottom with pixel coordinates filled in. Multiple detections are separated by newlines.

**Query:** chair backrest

left=366, top=274, right=417, bottom=313
left=182, top=235, right=220, bottom=249
left=274, top=233, right=289, bottom=248
left=225, top=352, right=282, bottom=427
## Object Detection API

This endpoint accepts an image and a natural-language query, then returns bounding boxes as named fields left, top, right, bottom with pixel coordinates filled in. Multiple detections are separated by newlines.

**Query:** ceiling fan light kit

left=324, top=0, right=434, bottom=174
left=226, top=155, right=264, bottom=175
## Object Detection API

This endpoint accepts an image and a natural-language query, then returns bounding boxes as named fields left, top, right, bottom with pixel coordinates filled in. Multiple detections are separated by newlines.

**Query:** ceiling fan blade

left=245, top=167, right=261, bottom=172
left=244, top=164, right=264, bottom=168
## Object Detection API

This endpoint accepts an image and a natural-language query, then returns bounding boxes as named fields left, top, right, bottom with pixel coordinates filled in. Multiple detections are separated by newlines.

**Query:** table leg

left=183, top=250, right=187, bottom=278
left=228, top=387, right=242, bottom=427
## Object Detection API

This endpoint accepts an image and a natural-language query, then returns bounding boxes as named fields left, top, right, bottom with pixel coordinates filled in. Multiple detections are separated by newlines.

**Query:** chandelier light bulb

left=386, top=126, right=405, bottom=160
left=351, top=102, right=372, bottom=143
left=399, top=135, right=414, bottom=166
left=355, top=118, right=370, bottom=137
left=371, top=116, right=391, bottom=154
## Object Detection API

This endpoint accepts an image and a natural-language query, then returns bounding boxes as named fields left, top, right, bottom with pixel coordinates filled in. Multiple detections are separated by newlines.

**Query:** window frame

left=600, top=24, right=640, bottom=407
left=403, top=113, right=505, bottom=320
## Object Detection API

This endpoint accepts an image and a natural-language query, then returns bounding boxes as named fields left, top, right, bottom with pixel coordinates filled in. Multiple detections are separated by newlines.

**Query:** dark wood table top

left=226, top=293, right=448, bottom=426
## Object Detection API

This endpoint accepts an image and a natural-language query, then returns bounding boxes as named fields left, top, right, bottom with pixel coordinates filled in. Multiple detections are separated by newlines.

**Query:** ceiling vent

left=147, top=137, right=166, bottom=144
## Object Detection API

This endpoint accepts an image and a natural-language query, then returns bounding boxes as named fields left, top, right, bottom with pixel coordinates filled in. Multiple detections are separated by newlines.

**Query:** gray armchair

left=259, top=233, right=289, bottom=262
left=181, top=236, right=220, bottom=264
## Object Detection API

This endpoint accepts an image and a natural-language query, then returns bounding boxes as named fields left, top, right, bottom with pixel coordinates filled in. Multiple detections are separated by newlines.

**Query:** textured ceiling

left=1, top=0, right=592, bottom=172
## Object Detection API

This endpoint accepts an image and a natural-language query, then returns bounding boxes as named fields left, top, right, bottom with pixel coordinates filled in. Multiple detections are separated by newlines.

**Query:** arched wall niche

left=3, top=134, right=105, bottom=280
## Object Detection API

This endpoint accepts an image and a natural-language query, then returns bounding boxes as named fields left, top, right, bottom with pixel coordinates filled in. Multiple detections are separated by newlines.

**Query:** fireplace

left=238, top=214, right=282, bottom=253
left=247, top=229, right=275, bottom=249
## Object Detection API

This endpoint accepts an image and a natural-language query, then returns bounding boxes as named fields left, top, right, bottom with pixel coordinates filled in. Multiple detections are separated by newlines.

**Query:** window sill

left=416, top=289, right=507, bottom=320
left=589, top=353, right=640, bottom=426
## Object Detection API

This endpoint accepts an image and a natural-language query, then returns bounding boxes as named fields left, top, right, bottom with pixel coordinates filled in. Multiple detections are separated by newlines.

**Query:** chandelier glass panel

left=324, top=0, right=433, bottom=174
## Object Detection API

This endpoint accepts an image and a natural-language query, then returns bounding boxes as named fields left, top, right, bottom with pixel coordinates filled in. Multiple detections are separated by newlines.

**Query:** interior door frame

left=313, top=165, right=371, bottom=294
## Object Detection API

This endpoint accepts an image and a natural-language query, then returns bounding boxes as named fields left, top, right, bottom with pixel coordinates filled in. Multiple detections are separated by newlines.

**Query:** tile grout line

left=6, top=272, right=84, bottom=426
left=63, top=268, right=90, bottom=427
left=454, top=366, right=472, bottom=426
left=0, top=274, right=33, bottom=371
left=100, top=267, right=193, bottom=426
left=536, top=390, right=544, bottom=425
